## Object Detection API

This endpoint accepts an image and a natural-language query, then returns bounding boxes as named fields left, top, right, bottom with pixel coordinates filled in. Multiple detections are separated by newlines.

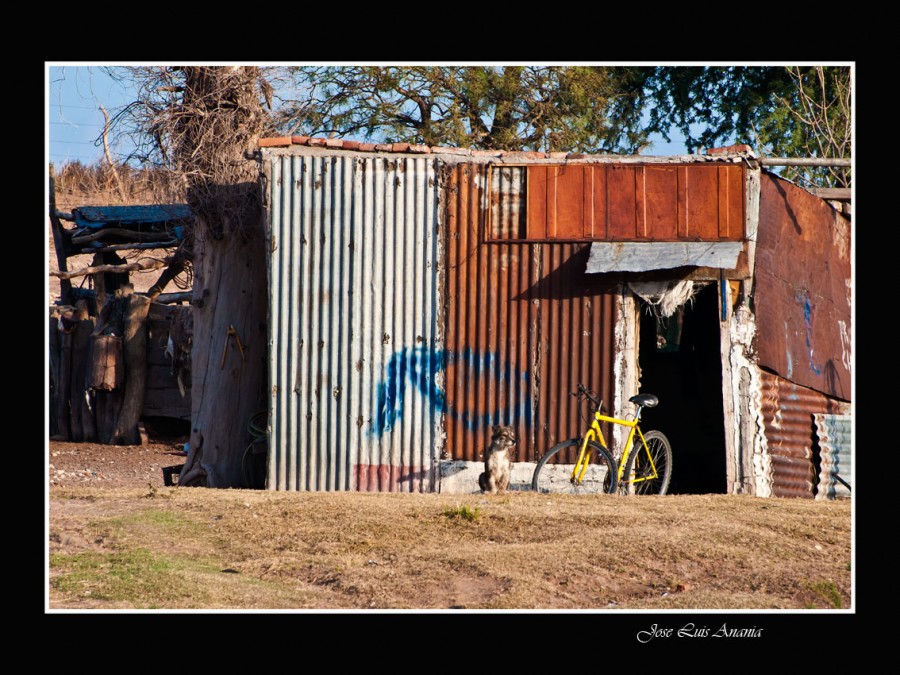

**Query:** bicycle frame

left=572, top=404, right=659, bottom=487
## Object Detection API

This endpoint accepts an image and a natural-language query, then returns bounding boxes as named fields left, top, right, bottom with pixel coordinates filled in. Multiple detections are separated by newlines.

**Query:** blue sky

left=48, top=65, right=137, bottom=164
left=47, top=64, right=696, bottom=165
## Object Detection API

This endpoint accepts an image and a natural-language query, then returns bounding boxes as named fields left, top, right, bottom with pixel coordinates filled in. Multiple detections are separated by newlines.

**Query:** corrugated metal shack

left=259, top=138, right=852, bottom=498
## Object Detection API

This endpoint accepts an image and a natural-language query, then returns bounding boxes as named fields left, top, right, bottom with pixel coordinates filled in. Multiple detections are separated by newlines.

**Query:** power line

left=50, top=154, right=102, bottom=160
left=48, top=103, right=129, bottom=110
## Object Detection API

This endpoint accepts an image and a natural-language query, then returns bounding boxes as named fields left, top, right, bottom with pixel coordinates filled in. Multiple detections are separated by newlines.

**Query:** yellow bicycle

left=531, top=383, right=673, bottom=495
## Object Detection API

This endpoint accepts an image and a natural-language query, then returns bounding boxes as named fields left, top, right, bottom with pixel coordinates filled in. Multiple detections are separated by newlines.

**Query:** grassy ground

left=48, top=486, right=852, bottom=611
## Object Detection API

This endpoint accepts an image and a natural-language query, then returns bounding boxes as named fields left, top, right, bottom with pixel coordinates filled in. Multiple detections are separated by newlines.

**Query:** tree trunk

left=157, top=65, right=269, bottom=488
left=179, top=227, right=267, bottom=487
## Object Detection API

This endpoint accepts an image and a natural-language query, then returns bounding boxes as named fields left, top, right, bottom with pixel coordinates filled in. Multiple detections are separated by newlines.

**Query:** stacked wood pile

left=49, top=298, right=192, bottom=443
left=49, top=174, right=194, bottom=444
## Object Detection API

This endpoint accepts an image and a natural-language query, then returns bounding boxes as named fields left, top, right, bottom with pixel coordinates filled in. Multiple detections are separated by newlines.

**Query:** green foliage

left=443, top=503, right=482, bottom=522
left=276, top=66, right=655, bottom=154
left=643, top=65, right=851, bottom=187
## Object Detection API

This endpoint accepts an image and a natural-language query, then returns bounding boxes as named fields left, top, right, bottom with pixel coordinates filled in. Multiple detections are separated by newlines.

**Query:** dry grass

left=48, top=487, right=852, bottom=611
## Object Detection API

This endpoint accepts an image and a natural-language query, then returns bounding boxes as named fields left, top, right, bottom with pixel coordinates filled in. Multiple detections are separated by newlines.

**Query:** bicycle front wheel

left=532, top=439, right=618, bottom=495
left=624, top=430, right=673, bottom=495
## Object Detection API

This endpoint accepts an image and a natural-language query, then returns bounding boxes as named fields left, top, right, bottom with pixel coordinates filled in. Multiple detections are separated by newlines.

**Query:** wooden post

left=56, top=328, right=73, bottom=441
left=89, top=334, right=124, bottom=391
left=69, top=315, right=97, bottom=442
left=49, top=168, right=73, bottom=306
left=113, top=293, right=151, bottom=445
left=93, top=252, right=129, bottom=311
left=93, top=288, right=130, bottom=444
left=49, top=317, right=61, bottom=439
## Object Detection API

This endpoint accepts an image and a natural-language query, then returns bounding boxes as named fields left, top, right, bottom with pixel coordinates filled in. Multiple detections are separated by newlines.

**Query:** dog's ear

left=491, top=424, right=500, bottom=435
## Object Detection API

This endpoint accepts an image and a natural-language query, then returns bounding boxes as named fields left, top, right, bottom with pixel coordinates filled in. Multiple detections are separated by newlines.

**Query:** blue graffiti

left=799, top=292, right=822, bottom=375
left=371, top=347, right=531, bottom=438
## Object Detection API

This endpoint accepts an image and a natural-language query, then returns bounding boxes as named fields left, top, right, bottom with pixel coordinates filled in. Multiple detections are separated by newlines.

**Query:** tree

left=643, top=65, right=852, bottom=187
left=276, top=65, right=654, bottom=153
left=106, top=66, right=274, bottom=487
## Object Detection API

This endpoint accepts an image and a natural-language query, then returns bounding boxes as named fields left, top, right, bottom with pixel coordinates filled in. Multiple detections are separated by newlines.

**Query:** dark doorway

left=636, top=283, right=727, bottom=494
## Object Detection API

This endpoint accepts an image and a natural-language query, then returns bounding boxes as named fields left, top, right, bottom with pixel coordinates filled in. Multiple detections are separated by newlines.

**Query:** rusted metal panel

left=537, top=242, right=619, bottom=458
left=527, top=165, right=549, bottom=239
left=760, top=371, right=850, bottom=498
left=755, top=173, right=851, bottom=400
left=446, top=164, right=619, bottom=464
left=720, top=164, right=744, bottom=239
left=686, top=166, right=720, bottom=239
left=266, top=153, right=443, bottom=492
left=814, top=413, right=852, bottom=500
left=642, top=166, right=679, bottom=240
left=588, top=165, right=609, bottom=239
left=607, top=165, right=638, bottom=240
left=551, top=165, right=585, bottom=239
left=489, top=163, right=744, bottom=242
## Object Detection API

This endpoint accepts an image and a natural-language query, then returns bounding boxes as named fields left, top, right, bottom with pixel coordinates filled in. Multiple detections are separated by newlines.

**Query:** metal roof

left=71, top=204, right=193, bottom=230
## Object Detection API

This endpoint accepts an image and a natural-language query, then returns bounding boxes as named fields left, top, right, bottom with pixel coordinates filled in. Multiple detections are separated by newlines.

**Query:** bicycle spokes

left=624, top=431, right=673, bottom=495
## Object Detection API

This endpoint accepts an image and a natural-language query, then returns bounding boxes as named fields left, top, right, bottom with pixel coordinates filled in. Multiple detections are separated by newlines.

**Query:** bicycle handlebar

left=572, top=383, right=603, bottom=411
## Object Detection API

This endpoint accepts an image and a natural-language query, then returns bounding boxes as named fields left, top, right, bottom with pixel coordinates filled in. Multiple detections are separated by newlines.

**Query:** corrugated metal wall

left=266, top=154, right=443, bottom=491
left=446, top=163, right=620, bottom=464
left=760, top=371, right=851, bottom=498
left=755, top=173, right=851, bottom=400
left=814, top=413, right=852, bottom=500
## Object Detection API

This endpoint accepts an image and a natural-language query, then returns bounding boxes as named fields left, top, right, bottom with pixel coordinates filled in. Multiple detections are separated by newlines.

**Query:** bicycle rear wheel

left=623, top=430, right=672, bottom=495
left=532, top=439, right=618, bottom=495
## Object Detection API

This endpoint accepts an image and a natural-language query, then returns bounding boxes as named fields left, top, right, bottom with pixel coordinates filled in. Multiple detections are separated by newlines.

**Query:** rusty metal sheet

left=488, top=163, right=744, bottom=242
left=447, top=164, right=619, bottom=464
left=641, top=165, right=678, bottom=239
left=606, top=165, right=638, bottom=240
left=760, top=371, right=850, bottom=498
left=814, top=413, right=852, bottom=499
left=755, top=173, right=852, bottom=400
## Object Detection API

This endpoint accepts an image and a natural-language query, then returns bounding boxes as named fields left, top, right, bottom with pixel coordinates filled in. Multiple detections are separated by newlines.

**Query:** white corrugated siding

left=814, top=413, right=852, bottom=500
left=267, top=154, right=443, bottom=491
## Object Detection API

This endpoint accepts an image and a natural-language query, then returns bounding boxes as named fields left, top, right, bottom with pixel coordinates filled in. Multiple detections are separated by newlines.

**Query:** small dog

left=478, top=425, right=517, bottom=494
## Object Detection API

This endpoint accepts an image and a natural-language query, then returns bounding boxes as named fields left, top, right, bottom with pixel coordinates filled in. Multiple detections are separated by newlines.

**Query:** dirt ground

left=48, top=417, right=189, bottom=489
left=49, top=440, right=187, bottom=489
left=47, top=430, right=853, bottom=613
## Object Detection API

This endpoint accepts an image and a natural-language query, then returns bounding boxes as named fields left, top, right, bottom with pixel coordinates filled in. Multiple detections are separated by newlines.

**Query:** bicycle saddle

left=629, top=394, right=659, bottom=408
